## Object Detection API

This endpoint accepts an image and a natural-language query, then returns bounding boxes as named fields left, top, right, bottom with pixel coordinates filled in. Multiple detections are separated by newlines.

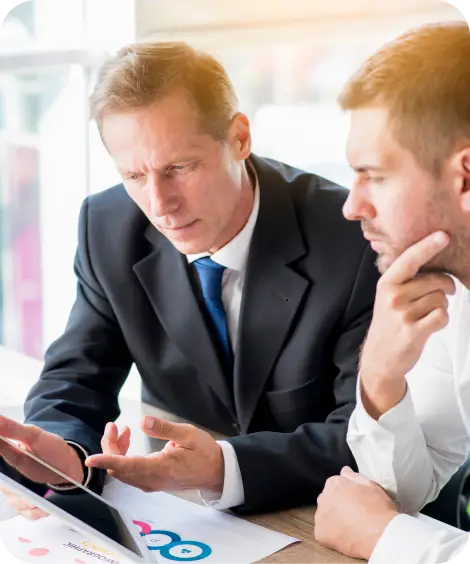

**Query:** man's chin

left=376, top=253, right=393, bottom=274
left=168, top=237, right=211, bottom=256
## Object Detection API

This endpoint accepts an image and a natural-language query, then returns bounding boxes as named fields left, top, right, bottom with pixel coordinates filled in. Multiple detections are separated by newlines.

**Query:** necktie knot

left=194, top=257, right=226, bottom=302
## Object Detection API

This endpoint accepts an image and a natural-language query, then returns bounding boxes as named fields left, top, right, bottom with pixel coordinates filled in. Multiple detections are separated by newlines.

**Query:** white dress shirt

left=186, top=168, right=260, bottom=510
left=348, top=280, right=470, bottom=562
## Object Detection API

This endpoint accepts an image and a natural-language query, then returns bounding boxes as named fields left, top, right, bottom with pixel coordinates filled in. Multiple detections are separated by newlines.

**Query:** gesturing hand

left=86, top=417, right=224, bottom=495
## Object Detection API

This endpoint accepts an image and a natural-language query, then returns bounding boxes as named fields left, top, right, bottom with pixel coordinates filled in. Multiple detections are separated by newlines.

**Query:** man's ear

left=449, top=146, right=470, bottom=212
left=228, top=112, right=251, bottom=160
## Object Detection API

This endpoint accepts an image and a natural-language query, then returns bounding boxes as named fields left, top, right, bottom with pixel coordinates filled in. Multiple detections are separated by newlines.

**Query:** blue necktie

left=194, top=257, right=233, bottom=366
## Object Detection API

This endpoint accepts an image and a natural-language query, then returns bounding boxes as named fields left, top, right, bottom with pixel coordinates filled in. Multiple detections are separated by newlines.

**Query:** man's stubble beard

left=374, top=210, right=470, bottom=283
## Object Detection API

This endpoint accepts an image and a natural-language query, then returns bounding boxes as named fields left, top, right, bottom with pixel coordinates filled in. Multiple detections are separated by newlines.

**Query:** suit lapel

left=133, top=228, right=235, bottom=418
left=234, top=156, right=310, bottom=431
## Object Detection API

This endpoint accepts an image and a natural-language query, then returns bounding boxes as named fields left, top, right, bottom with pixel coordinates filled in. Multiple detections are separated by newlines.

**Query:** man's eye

left=369, top=176, right=385, bottom=184
left=170, top=165, right=186, bottom=172
left=125, top=173, right=143, bottom=181
left=169, top=162, right=199, bottom=174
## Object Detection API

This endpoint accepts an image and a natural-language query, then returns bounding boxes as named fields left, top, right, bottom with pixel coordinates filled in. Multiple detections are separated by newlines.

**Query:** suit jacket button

left=232, top=423, right=241, bottom=434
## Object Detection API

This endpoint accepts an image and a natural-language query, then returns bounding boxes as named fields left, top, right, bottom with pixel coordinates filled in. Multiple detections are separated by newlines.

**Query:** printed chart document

left=0, top=513, right=135, bottom=564
left=0, top=479, right=298, bottom=563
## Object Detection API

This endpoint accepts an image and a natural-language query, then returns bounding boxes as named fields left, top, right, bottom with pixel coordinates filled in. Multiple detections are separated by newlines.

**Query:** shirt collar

left=186, top=163, right=260, bottom=272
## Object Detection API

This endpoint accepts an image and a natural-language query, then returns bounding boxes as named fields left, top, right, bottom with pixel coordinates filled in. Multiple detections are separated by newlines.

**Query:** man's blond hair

left=90, top=41, right=238, bottom=140
left=339, top=21, right=470, bottom=175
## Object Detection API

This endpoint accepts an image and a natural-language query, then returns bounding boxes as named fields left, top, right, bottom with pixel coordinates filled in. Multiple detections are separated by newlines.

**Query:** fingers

left=405, top=290, right=449, bottom=322
left=101, top=423, right=131, bottom=457
left=85, top=453, right=155, bottom=490
left=85, top=453, right=165, bottom=493
left=85, top=453, right=123, bottom=470
left=85, top=453, right=140, bottom=474
left=101, top=423, right=120, bottom=455
left=0, top=440, right=34, bottom=475
left=21, top=507, right=49, bottom=521
left=400, top=273, right=456, bottom=303
left=0, top=432, right=77, bottom=485
left=383, top=231, right=449, bottom=285
left=141, top=417, right=196, bottom=446
left=1, top=489, right=49, bottom=521
left=418, top=305, right=450, bottom=335
left=117, top=427, right=131, bottom=456
left=106, top=422, right=118, bottom=443
left=0, top=417, right=40, bottom=447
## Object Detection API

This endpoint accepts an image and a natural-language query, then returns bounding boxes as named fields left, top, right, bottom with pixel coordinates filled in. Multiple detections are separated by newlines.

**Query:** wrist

left=360, top=371, right=407, bottom=420
left=205, top=445, right=224, bottom=495
left=363, top=509, right=399, bottom=560
left=66, top=445, right=85, bottom=484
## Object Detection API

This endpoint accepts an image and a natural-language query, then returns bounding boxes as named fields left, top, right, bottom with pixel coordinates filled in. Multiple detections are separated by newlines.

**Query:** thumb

left=340, top=466, right=355, bottom=477
left=141, top=417, right=194, bottom=445
left=117, top=427, right=131, bottom=455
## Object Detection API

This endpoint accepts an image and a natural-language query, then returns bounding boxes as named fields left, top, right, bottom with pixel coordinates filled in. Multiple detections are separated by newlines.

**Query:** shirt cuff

left=47, top=441, right=92, bottom=491
left=370, top=514, right=468, bottom=564
left=199, top=440, right=244, bottom=510
left=369, top=514, right=435, bottom=564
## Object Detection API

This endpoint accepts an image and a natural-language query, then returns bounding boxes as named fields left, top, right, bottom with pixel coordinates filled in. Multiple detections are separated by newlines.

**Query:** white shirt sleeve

left=347, top=328, right=470, bottom=514
left=370, top=513, right=469, bottom=564
left=199, top=440, right=244, bottom=510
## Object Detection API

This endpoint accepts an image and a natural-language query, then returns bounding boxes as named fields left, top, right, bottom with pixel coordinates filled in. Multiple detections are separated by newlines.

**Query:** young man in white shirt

left=314, top=20, right=470, bottom=563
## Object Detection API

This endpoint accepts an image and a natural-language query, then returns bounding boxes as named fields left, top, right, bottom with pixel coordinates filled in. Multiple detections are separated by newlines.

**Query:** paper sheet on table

left=102, top=479, right=299, bottom=563
left=0, top=512, right=135, bottom=564
left=0, top=480, right=298, bottom=563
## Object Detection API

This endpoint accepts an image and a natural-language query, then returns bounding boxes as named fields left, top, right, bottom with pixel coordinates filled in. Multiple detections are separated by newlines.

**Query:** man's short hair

left=339, top=21, right=470, bottom=175
left=90, top=41, right=238, bottom=141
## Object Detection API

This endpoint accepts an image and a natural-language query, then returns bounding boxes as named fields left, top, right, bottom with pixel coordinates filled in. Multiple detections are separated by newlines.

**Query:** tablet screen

left=0, top=436, right=148, bottom=562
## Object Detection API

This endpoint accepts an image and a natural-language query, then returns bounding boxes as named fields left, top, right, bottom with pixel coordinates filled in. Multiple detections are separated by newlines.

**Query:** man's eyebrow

left=118, top=154, right=202, bottom=175
left=351, top=165, right=386, bottom=173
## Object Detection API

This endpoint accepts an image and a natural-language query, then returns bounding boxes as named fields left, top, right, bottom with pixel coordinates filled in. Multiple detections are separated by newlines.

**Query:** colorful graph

left=133, top=520, right=212, bottom=561
left=9, top=519, right=213, bottom=562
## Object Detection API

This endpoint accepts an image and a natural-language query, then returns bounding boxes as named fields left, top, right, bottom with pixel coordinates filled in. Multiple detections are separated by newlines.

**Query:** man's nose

left=148, top=176, right=178, bottom=217
left=342, top=184, right=375, bottom=222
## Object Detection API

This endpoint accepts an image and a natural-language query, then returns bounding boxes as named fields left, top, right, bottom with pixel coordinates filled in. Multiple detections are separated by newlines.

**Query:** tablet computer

left=0, top=436, right=154, bottom=563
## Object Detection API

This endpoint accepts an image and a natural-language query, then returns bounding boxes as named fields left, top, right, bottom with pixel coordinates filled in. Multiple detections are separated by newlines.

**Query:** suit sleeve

left=227, top=245, right=378, bottom=512
left=23, top=197, right=133, bottom=494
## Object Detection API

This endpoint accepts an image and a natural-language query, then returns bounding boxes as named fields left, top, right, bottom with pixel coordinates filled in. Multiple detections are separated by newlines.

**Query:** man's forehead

left=346, top=109, right=401, bottom=169
left=346, top=141, right=394, bottom=171
left=102, top=112, right=209, bottom=164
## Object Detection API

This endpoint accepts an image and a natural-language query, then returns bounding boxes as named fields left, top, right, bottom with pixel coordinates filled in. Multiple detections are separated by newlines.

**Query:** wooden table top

left=0, top=345, right=362, bottom=563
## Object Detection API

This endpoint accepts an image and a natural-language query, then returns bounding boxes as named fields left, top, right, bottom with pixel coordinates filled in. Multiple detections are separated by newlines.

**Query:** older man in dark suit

left=0, top=40, right=378, bottom=515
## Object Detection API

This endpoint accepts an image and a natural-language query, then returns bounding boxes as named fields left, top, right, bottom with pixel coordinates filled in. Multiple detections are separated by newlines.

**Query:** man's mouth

left=362, top=232, right=382, bottom=242
left=163, top=220, right=198, bottom=232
